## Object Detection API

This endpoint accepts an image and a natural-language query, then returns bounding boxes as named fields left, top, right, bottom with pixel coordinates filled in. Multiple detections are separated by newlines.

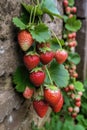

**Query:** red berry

left=64, top=87, right=70, bottom=92
left=69, top=84, right=74, bottom=91
left=52, top=94, right=64, bottom=113
left=72, top=32, right=76, bottom=38
left=68, top=107, right=73, bottom=113
left=71, top=112, right=77, bottom=118
left=29, top=70, right=45, bottom=87
left=40, top=51, right=54, bottom=65
left=33, top=100, right=49, bottom=118
left=24, top=54, right=40, bottom=70
left=55, top=49, right=68, bottom=64
left=68, top=33, right=73, bottom=39
left=44, top=86, right=61, bottom=106
left=69, top=14, right=73, bottom=18
left=18, top=30, right=34, bottom=51
left=75, top=101, right=81, bottom=107
left=63, top=0, right=68, bottom=7
left=71, top=7, right=77, bottom=13
left=23, top=87, right=34, bottom=99
left=65, top=7, right=71, bottom=14
left=75, top=96, right=81, bottom=102
left=72, top=72, right=78, bottom=78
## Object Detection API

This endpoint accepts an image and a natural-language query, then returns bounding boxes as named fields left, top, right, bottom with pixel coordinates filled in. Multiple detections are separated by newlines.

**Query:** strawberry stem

left=32, top=6, right=37, bottom=24
left=40, top=85, right=43, bottom=95
left=45, top=66, right=53, bottom=85
left=29, top=7, right=34, bottom=24
left=50, top=29, right=62, bottom=49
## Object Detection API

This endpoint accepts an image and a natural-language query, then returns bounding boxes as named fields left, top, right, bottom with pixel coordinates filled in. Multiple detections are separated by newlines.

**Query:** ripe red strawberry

left=23, top=53, right=40, bottom=70
left=68, top=33, right=73, bottom=39
left=69, top=84, right=74, bottom=91
left=75, top=96, right=81, bottom=102
left=52, top=94, right=64, bottom=113
left=63, top=0, right=68, bottom=7
left=23, top=86, right=34, bottom=99
left=33, top=100, right=49, bottom=118
left=65, top=7, right=71, bottom=14
left=75, top=101, right=81, bottom=107
left=55, top=49, right=68, bottom=64
left=68, top=107, right=73, bottom=113
left=71, top=112, right=77, bottom=118
left=71, top=7, right=77, bottom=13
left=44, top=86, right=61, bottom=106
left=18, top=30, right=34, bottom=51
left=40, top=51, right=54, bottom=65
left=29, top=68, right=45, bottom=87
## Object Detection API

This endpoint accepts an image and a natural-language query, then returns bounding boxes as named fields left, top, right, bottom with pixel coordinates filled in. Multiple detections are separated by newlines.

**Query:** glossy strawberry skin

left=29, top=71, right=45, bottom=87
left=18, top=30, right=34, bottom=51
left=55, top=50, right=68, bottom=64
left=44, top=88, right=61, bottom=106
left=40, top=51, right=54, bottom=65
left=24, top=54, right=40, bottom=70
left=33, top=100, right=49, bottom=118
left=63, top=0, right=68, bottom=7
left=52, top=94, right=64, bottom=113
left=23, top=87, right=34, bottom=99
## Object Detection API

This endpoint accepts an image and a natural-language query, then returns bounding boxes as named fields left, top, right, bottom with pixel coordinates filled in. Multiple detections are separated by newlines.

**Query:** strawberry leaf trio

left=12, top=0, right=83, bottom=118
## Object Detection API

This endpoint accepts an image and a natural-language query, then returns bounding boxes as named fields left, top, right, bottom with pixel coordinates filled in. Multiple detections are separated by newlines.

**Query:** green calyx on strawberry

left=33, top=100, right=49, bottom=118
left=18, top=30, right=34, bottom=51
left=29, top=67, right=45, bottom=87
left=23, top=52, right=40, bottom=70
left=44, top=85, right=61, bottom=106
left=55, top=49, right=68, bottom=64
left=40, top=47, right=54, bottom=65
left=36, top=42, right=50, bottom=54
left=23, top=86, right=34, bottom=99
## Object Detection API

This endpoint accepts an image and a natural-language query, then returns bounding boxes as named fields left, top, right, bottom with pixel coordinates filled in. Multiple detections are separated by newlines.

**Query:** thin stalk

left=32, top=6, right=37, bottom=23
left=37, top=0, right=39, bottom=5
left=45, top=66, right=53, bottom=85
left=29, top=7, right=34, bottom=24
left=50, top=29, right=62, bottom=49
left=40, top=85, right=43, bottom=95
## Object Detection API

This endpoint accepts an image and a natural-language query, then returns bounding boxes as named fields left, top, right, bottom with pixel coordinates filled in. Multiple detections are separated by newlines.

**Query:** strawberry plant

left=12, top=0, right=84, bottom=120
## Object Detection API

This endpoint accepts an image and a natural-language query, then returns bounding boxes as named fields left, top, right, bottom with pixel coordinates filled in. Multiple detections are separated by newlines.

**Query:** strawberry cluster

left=17, top=29, right=68, bottom=118
left=63, top=0, right=83, bottom=118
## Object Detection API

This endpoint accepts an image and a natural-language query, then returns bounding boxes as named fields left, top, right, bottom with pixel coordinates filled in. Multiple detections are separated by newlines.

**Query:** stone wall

left=75, top=0, right=87, bottom=80
left=0, top=0, right=63, bottom=130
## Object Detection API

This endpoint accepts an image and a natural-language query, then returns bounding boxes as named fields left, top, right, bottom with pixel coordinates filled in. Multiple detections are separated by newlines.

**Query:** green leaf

left=22, top=3, right=43, bottom=16
left=68, top=0, right=75, bottom=6
left=77, top=115, right=87, bottom=128
left=74, top=81, right=84, bottom=92
left=13, top=66, right=34, bottom=92
left=41, top=0, right=62, bottom=19
left=30, top=23, right=51, bottom=43
left=65, top=16, right=82, bottom=32
left=74, top=124, right=85, bottom=130
left=68, top=52, right=81, bottom=65
left=12, top=17, right=27, bottom=30
left=45, top=60, right=69, bottom=88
